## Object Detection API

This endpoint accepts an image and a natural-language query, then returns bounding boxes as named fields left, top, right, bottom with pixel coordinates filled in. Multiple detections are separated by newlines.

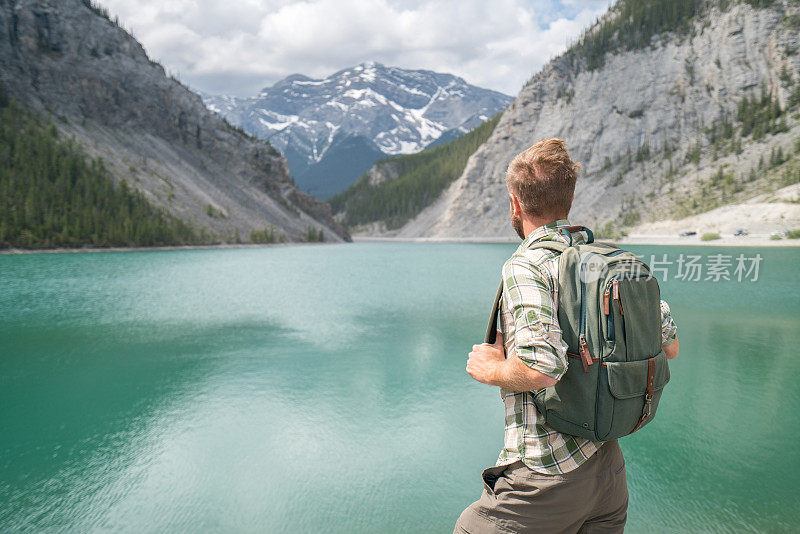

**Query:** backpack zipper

left=578, top=253, right=606, bottom=372
left=578, top=250, right=642, bottom=373
left=579, top=333, right=592, bottom=372
left=604, top=280, right=614, bottom=341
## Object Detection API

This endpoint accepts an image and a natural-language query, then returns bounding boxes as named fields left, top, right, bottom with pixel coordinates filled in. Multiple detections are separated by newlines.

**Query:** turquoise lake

left=1, top=243, right=799, bottom=532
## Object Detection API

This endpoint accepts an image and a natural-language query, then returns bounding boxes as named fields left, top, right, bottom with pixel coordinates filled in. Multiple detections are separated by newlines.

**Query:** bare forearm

left=489, top=354, right=558, bottom=392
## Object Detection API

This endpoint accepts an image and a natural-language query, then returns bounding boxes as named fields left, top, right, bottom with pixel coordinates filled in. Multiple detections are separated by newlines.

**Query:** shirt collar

left=518, top=218, right=589, bottom=251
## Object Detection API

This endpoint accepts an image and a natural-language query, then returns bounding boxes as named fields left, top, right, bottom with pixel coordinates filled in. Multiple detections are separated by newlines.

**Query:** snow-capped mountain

left=201, top=62, right=511, bottom=199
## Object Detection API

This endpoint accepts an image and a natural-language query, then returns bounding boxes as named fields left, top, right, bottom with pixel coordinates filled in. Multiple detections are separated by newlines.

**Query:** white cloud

left=100, top=0, right=612, bottom=97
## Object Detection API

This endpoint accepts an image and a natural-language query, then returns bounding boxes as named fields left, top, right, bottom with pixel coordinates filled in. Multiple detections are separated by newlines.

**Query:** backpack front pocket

left=597, top=350, right=670, bottom=440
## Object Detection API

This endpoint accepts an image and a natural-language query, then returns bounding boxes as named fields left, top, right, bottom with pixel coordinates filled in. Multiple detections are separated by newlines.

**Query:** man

left=454, top=139, right=679, bottom=534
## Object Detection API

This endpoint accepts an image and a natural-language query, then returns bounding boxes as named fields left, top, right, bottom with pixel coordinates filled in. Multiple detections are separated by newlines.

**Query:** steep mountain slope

left=330, top=113, right=502, bottom=232
left=0, top=94, right=203, bottom=248
left=202, top=63, right=511, bottom=198
left=377, top=0, right=800, bottom=239
left=0, top=0, right=349, bottom=244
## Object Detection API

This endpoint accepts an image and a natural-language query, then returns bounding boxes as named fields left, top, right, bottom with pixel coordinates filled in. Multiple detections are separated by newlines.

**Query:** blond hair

left=505, top=138, right=580, bottom=219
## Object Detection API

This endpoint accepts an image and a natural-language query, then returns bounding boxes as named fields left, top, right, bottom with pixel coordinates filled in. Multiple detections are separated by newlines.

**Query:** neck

left=522, top=215, right=564, bottom=239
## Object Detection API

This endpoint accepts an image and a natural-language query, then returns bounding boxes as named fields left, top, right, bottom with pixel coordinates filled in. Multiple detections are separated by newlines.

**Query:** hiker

left=454, top=139, right=679, bottom=534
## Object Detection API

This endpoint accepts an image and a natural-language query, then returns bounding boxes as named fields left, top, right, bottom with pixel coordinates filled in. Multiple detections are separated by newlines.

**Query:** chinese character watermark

left=643, top=253, right=762, bottom=282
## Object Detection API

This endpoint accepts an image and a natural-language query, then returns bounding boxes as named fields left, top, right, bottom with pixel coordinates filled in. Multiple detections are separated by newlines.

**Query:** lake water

left=1, top=243, right=799, bottom=533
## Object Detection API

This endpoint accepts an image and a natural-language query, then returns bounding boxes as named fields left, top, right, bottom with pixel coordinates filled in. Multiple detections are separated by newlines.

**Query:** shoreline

left=616, top=235, right=800, bottom=247
left=352, top=235, right=800, bottom=247
left=2, top=235, right=799, bottom=255
left=0, top=241, right=333, bottom=255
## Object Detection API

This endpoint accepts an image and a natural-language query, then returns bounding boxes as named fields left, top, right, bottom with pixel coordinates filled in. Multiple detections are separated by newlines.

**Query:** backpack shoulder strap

left=484, top=240, right=570, bottom=344
left=485, top=282, right=505, bottom=344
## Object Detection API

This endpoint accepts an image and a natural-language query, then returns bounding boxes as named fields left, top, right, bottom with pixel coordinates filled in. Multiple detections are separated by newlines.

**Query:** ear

left=509, top=193, right=522, bottom=216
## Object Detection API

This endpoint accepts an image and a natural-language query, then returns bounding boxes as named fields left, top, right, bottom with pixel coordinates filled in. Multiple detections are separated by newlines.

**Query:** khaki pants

left=454, top=440, right=628, bottom=534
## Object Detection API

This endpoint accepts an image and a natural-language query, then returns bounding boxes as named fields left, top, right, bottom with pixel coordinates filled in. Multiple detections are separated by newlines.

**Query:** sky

left=100, top=0, right=614, bottom=98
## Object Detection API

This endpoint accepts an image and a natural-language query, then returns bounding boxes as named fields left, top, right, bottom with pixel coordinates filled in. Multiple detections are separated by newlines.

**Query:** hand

left=663, top=338, right=679, bottom=359
left=466, top=331, right=506, bottom=385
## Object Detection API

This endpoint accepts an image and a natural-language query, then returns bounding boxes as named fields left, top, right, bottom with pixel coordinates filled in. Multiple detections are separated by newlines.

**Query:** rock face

left=202, top=63, right=511, bottom=198
left=395, top=1, right=800, bottom=239
left=0, top=0, right=349, bottom=242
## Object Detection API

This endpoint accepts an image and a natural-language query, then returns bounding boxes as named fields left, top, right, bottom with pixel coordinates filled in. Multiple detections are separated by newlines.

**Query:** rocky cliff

left=0, top=0, right=349, bottom=243
left=390, top=0, right=800, bottom=239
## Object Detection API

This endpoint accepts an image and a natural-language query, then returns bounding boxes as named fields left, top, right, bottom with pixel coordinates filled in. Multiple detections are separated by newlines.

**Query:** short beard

left=511, top=213, right=525, bottom=240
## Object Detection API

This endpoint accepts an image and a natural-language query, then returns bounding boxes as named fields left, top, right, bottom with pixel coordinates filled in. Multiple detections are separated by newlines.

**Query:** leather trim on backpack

left=629, top=357, right=656, bottom=434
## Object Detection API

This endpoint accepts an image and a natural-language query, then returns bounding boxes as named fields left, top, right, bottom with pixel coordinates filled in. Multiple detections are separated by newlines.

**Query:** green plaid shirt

left=495, top=219, right=677, bottom=474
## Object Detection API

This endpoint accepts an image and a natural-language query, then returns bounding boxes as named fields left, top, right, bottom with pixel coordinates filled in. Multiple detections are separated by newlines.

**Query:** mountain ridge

left=201, top=62, right=511, bottom=198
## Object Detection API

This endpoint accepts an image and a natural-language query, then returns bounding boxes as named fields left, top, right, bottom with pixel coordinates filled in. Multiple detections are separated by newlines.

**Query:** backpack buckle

left=643, top=394, right=653, bottom=419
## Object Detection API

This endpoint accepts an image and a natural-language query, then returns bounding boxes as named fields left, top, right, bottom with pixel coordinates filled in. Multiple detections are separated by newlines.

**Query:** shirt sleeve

left=501, top=257, right=568, bottom=381
left=660, top=300, right=677, bottom=346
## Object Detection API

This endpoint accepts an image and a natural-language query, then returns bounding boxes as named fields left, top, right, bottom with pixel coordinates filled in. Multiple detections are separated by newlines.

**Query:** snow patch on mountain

left=201, top=62, right=511, bottom=166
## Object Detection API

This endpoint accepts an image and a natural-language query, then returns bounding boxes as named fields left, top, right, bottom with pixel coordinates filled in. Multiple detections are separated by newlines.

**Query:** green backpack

left=485, top=229, right=670, bottom=441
